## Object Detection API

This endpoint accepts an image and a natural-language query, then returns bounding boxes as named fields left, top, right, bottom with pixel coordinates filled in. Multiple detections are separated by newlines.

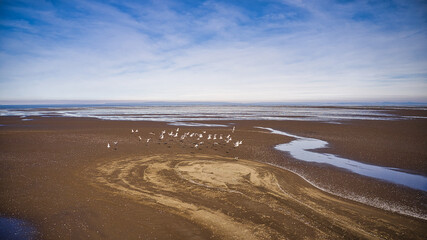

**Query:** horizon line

left=0, top=100, right=426, bottom=107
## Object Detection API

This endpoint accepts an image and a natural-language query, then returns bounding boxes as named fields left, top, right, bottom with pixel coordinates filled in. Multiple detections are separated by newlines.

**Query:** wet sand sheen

left=86, top=154, right=425, bottom=239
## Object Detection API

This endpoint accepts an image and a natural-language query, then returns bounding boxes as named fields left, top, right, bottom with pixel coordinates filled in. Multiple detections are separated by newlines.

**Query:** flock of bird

left=107, top=126, right=243, bottom=151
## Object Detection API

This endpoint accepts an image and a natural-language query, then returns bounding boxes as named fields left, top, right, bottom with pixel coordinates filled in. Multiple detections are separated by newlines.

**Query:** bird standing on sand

left=146, top=138, right=151, bottom=143
left=107, top=143, right=110, bottom=149
left=232, top=126, right=235, bottom=133
left=138, top=136, right=142, bottom=141
left=131, top=129, right=134, bottom=133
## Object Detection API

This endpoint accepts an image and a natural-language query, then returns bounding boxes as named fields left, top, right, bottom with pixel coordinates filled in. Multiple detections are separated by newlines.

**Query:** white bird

left=146, top=138, right=151, bottom=143
left=226, top=134, right=231, bottom=139
left=199, top=134, right=203, bottom=138
left=174, top=132, right=178, bottom=138
left=160, top=134, right=164, bottom=140
left=190, top=133, right=195, bottom=137
left=176, top=128, right=179, bottom=132
left=219, top=134, right=223, bottom=140
left=180, top=135, right=186, bottom=140
left=207, top=134, right=212, bottom=140
left=234, top=141, right=240, bottom=147
left=138, top=136, right=142, bottom=141
left=135, top=129, right=139, bottom=133
left=213, top=134, right=217, bottom=140
left=195, top=144, right=199, bottom=148
left=202, top=131, right=206, bottom=133
left=113, top=141, right=118, bottom=145
left=232, top=126, right=235, bottom=133
left=149, top=132, right=155, bottom=135
left=131, top=129, right=134, bottom=133
left=107, top=143, right=110, bottom=148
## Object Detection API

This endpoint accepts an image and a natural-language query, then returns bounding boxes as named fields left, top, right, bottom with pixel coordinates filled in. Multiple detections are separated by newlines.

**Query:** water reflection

left=0, top=217, right=37, bottom=240
left=257, top=127, right=427, bottom=191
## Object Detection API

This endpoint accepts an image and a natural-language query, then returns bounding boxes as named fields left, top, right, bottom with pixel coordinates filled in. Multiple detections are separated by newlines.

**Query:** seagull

left=138, top=136, right=142, bottom=141
left=232, top=126, right=235, bottom=133
left=174, top=132, right=178, bottom=138
left=131, top=129, right=134, bottom=133
left=149, top=132, right=155, bottom=135
left=234, top=141, right=240, bottom=148
left=107, top=143, right=110, bottom=149
left=176, top=128, right=179, bottom=132
left=160, top=134, right=164, bottom=140
left=207, top=134, right=212, bottom=140
left=195, top=144, right=199, bottom=148
left=213, top=134, right=217, bottom=140
left=219, top=134, right=223, bottom=140
left=146, top=138, right=151, bottom=143
left=135, top=129, right=139, bottom=133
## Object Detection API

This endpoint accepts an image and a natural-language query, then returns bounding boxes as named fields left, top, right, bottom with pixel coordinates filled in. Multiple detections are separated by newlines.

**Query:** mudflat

left=0, top=115, right=426, bottom=239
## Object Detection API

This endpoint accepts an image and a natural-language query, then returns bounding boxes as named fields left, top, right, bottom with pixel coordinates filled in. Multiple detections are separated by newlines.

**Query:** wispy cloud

left=0, top=0, right=426, bottom=102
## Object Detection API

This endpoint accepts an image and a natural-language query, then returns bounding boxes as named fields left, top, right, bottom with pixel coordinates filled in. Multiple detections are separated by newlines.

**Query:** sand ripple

left=86, top=154, right=426, bottom=240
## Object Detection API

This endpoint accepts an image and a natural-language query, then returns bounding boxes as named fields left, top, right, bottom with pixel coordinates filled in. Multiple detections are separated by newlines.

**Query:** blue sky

left=0, top=0, right=426, bottom=103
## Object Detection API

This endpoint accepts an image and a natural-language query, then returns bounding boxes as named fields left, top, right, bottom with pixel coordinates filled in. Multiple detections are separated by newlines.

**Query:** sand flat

left=0, top=115, right=426, bottom=239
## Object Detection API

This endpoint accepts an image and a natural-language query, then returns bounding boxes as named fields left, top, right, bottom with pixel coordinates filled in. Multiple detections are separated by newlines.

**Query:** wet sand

left=0, top=115, right=426, bottom=239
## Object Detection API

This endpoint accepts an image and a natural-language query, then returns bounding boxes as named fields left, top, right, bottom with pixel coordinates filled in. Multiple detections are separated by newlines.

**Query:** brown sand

left=0, top=115, right=426, bottom=239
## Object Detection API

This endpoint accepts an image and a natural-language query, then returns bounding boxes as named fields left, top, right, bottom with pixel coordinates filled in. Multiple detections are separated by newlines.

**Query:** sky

left=0, top=0, right=426, bottom=103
